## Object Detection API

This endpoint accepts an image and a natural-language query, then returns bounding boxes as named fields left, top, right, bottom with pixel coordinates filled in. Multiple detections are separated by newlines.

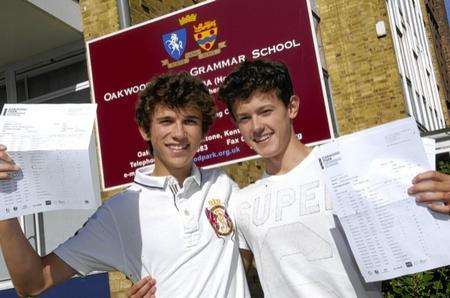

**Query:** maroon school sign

left=88, top=0, right=333, bottom=190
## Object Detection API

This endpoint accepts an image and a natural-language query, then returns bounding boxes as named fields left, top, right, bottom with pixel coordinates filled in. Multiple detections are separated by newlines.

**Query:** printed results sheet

left=317, top=118, right=450, bottom=282
left=0, top=104, right=101, bottom=220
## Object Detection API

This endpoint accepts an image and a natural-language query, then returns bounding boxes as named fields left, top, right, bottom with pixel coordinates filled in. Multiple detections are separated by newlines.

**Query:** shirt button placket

left=178, top=193, right=199, bottom=248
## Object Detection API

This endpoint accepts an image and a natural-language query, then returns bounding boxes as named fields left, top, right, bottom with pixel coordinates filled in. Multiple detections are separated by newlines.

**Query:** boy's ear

left=288, top=95, right=300, bottom=119
left=138, top=127, right=151, bottom=141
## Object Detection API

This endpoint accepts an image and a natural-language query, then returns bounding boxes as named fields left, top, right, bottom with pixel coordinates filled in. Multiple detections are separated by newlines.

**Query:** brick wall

left=316, top=0, right=407, bottom=134
left=129, top=0, right=206, bottom=25
left=79, top=0, right=120, bottom=40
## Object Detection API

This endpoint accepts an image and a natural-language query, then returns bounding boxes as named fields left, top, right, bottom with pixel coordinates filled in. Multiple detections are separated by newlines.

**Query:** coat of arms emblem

left=193, top=20, right=218, bottom=51
left=162, top=28, right=186, bottom=60
left=205, top=199, right=234, bottom=236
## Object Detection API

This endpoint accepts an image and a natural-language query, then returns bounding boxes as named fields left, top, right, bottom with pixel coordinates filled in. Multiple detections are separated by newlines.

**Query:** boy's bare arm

left=0, top=145, right=77, bottom=296
left=0, top=218, right=77, bottom=296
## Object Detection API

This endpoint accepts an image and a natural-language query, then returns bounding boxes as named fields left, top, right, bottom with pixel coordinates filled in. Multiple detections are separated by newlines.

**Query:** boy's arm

left=0, top=146, right=76, bottom=296
left=0, top=219, right=77, bottom=297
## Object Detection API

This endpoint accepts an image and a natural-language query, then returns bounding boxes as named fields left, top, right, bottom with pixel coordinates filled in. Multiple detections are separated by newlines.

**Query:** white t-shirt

left=54, top=165, right=249, bottom=298
left=231, top=148, right=381, bottom=298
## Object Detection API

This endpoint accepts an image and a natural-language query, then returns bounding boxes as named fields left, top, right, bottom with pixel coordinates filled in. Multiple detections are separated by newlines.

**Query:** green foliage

left=382, top=161, right=450, bottom=297
left=382, top=268, right=450, bottom=297
left=438, top=161, right=450, bottom=175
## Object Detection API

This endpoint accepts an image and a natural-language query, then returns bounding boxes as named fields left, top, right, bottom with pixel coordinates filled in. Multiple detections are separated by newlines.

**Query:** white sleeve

left=53, top=203, right=125, bottom=276
left=229, top=189, right=250, bottom=251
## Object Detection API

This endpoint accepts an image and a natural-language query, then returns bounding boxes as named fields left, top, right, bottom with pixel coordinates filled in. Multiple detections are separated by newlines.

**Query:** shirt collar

left=134, top=164, right=202, bottom=189
left=190, top=165, right=201, bottom=186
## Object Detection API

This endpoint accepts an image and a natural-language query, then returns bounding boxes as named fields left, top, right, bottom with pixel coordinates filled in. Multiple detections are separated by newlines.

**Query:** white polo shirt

left=54, top=165, right=249, bottom=297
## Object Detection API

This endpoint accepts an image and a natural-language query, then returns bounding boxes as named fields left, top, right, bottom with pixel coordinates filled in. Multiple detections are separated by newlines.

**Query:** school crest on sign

left=162, top=28, right=186, bottom=60
left=193, top=20, right=218, bottom=51
left=161, top=17, right=226, bottom=69
left=205, top=199, right=234, bottom=236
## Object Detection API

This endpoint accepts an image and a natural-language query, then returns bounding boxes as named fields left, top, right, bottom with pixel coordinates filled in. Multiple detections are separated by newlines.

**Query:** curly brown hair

left=218, top=59, right=293, bottom=118
left=135, top=72, right=216, bottom=138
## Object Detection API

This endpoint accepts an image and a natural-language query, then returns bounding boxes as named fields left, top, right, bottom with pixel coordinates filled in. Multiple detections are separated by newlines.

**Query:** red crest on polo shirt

left=205, top=199, right=234, bottom=236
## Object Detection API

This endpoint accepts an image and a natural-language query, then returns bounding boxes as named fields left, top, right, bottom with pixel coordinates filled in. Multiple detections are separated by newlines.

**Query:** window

left=397, top=30, right=411, bottom=78
left=0, top=79, right=6, bottom=111
left=44, top=86, right=90, bottom=104
left=387, top=0, right=445, bottom=131
left=13, top=57, right=89, bottom=104
left=403, top=0, right=411, bottom=25
left=398, top=0, right=404, bottom=17
left=422, top=96, right=431, bottom=129
left=17, top=60, right=87, bottom=101
left=416, top=91, right=423, bottom=121
left=406, top=79, right=417, bottom=118
left=429, top=106, right=436, bottom=130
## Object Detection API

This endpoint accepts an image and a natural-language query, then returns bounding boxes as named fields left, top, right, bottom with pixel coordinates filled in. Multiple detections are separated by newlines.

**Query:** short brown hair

left=218, top=59, right=293, bottom=118
left=136, top=72, right=216, bottom=137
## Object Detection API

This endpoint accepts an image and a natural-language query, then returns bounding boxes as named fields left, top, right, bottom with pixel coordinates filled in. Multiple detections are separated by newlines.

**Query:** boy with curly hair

left=0, top=72, right=249, bottom=297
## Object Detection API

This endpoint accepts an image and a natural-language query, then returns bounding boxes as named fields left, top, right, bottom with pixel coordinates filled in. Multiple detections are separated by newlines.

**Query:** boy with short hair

left=219, top=59, right=381, bottom=297
left=0, top=72, right=249, bottom=297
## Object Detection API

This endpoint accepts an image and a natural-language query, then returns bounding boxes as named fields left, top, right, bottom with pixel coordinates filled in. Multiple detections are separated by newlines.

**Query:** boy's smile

left=233, top=90, right=298, bottom=161
left=139, top=104, right=203, bottom=178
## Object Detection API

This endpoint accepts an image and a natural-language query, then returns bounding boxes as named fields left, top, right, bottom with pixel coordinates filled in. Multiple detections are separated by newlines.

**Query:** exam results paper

left=0, top=104, right=101, bottom=220
left=317, top=117, right=450, bottom=282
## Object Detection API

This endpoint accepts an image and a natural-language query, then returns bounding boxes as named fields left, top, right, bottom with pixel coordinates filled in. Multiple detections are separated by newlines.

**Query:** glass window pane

left=422, top=97, right=430, bottom=130
left=406, top=79, right=417, bottom=118
left=429, top=106, right=436, bottom=130
left=0, top=84, right=6, bottom=112
left=16, top=79, right=27, bottom=102
left=0, top=84, right=6, bottom=100
left=27, top=61, right=88, bottom=99
left=43, top=88, right=91, bottom=104
left=415, top=91, right=422, bottom=117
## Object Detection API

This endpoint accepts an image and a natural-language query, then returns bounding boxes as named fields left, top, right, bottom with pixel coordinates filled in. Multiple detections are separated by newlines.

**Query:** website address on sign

left=194, top=146, right=241, bottom=163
